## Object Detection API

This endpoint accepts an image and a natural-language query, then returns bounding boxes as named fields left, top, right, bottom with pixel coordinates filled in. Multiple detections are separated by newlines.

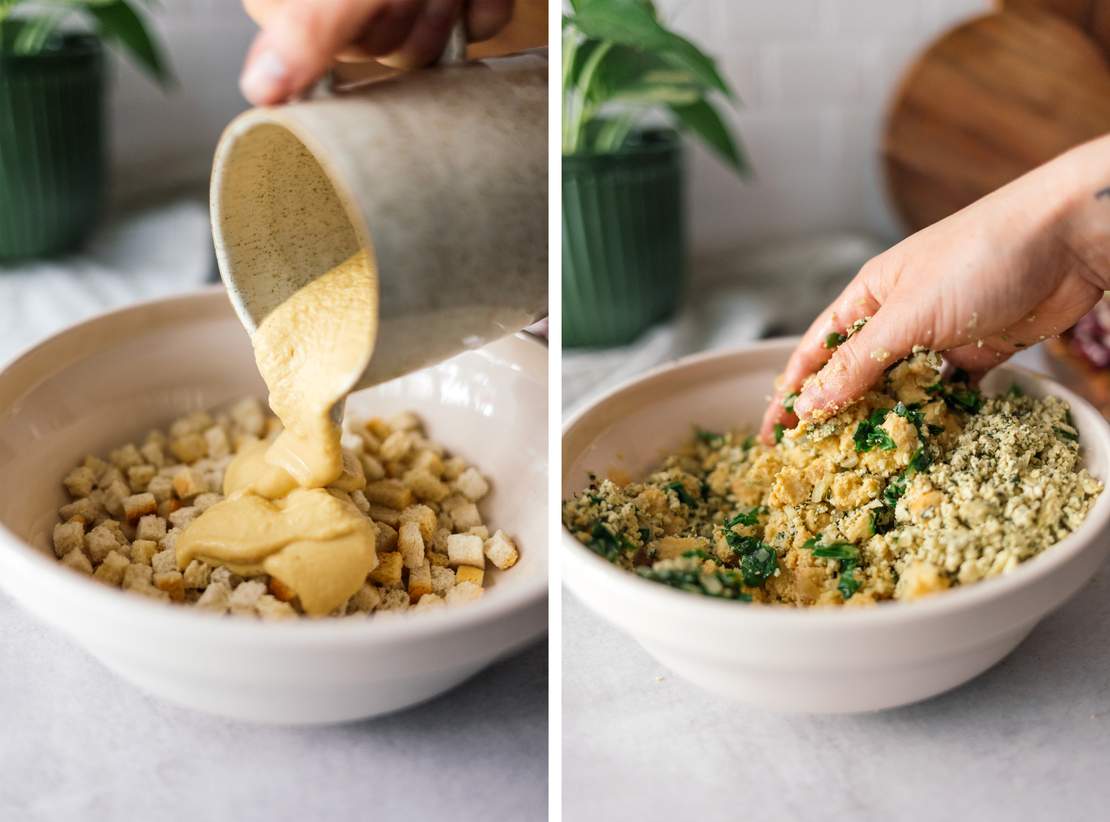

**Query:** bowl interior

left=0, top=290, right=547, bottom=599
left=564, top=338, right=1110, bottom=527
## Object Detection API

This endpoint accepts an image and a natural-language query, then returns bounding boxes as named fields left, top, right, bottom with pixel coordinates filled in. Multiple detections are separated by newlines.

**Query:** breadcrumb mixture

left=52, top=399, right=518, bottom=618
left=564, top=350, right=1102, bottom=606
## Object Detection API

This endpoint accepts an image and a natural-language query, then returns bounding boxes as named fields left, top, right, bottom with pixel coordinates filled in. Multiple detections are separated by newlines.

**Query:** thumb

left=793, top=306, right=920, bottom=420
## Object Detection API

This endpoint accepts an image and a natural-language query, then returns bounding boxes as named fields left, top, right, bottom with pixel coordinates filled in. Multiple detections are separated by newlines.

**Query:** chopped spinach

left=906, top=446, right=930, bottom=477
left=664, top=480, right=697, bottom=506
left=783, top=392, right=799, bottom=413
left=774, top=423, right=785, bottom=444
left=854, top=407, right=896, bottom=452
left=892, top=401, right=923, bottom=429
left=695, top=427, right=724, bottom=447
left=725, top=507, right=765, bottom=528
left=739, top=544, right=778, bottom=587
left=824, top=331, right=847, bottom=349
left=1008, top=383, right=1024, bottom=397
left=1054, top=426, right=1079, bottom=442
left=837, top=562, right=862, bottom=600
left=636, top=565, right=752, bottom=601
left=587, top=522, right=622, bottom=560
left=804, top=538, right=863, bottom=599
left=811, top=543, right=859, bottom=561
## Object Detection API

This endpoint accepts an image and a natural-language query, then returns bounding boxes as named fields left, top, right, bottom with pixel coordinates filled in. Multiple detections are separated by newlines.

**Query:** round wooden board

left=882, top=9, right=1110, bottom=232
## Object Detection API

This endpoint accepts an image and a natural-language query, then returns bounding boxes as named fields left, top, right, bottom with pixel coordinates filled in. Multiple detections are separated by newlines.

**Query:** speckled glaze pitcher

left=209, top=50, right=547, bottom=388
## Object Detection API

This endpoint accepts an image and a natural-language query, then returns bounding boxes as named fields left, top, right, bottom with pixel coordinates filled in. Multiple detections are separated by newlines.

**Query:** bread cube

left=103, top=479, right=130, bottom=517
left=379, top=430, right=413, bottom=462
left=108, top=444, right=143, bottom=471
left=168, top=505, right=199, bottom=530
left=256, top=594, right=297, bottom=620
left=408, top=560, right=433, bottom=603
left=52, top=521, right=84, bottom=558
left=447, top=533, right=484, bottom=568
left=399, top=504, right=437, bottom=543
left=140, top=440, right=166, bottom=468
left=484, top=530, right=519, bottom=570
left=86, top=523, right=122, bottom=564
left=127, top=464, right=156, bottom=493
left=350, top=489, right=370, bottom=514
left=369, top=551, right=403, bottom=588
left=146, top=475, right=173, bottom=503
left=173, top=467, right=206, bottom=499
left=455, top=565, right=485, bottom=587
left=374, top=521, right=398, bottom=552
left=160, top=528, right=182, bottom=554
left=135, top=515, right=166, bottom=542
left=183, top=559, right=211, bottom=589
left=364, top=479, right=413, bottom=510
left=359, top=453, right=386, bottom=481
left=348, top=583, right=382, bottom=613
left=59, top=497, right=99, bottom=526
left=63, top=466, right=96, bottom=498
left=402, top=469, right=449, bottom=503
left=427, top=550, right=450, bottom=568
left=414, top=593, right=445, bottom=611
left=193, top=493, right=223, bottom=512
left=230, top=397, right=266, bottom=436
left=368, top=504, right=401, bottom=528
left=170, top=411, right=213, bottom=438
left=61, top=549, right=92, bottom=575
left=122, top=563, right=153, bottom=589
left=410, top=450, right=445, bottom=477
left=130, top=539, right=158, bottom=565
left=152, top=548, right=177, bottom=575
left=122, top=492, right=157, bottom=521
left=468, top=525, right=490, bottom=541
left=445, top=580, right=483, bottom=605
left=229, top=580, right=267, bottom=614
left=450, top=502, right=482, bottom=531
left=93, top=550, right=129, bottom=586
left=442, top=456, right=467, bottom=481
left=203, top=425, right=230, bottom=459
left=377, top=587, right=410, bottom=612
left=331, top=450, right=367, bottom=492
left=398, top=521, right=425, bottom=569
left=154, top=570, right=185, bottom=602
left=455, top=467, right=490, bottom=501
left=196, top=581, right=232, bottom=613
left=430, top=566, right=456, bottom=596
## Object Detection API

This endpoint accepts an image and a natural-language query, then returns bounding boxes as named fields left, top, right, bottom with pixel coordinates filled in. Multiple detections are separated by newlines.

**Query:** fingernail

left=240, top=49, right=288, bottom=104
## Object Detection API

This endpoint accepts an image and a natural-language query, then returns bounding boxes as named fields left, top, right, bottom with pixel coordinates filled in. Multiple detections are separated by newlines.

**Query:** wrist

left=1049, top=136, right=1110, bottom=290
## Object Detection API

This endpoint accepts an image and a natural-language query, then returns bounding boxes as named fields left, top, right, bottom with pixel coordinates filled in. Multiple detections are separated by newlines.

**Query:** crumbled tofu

left=447, top=533, right=485, bottom=568
left=484, top=530, right=519, bottom=570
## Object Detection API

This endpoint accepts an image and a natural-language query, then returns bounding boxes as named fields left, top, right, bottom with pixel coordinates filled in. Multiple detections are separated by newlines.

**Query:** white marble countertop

left=563, top=555, right=1110, bottom=821
left=0, top=590, right=547, bottom=821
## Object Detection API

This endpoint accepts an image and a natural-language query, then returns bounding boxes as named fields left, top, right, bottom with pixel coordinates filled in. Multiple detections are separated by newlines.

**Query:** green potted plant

left=0, top=1, right=171, bottom=260
left=562, top=0, right=746, bottom=347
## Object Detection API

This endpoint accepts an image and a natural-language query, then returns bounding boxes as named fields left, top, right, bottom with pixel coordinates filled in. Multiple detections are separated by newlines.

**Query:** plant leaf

left=571, top=3, right=732, bottom=98
left=88, top=0, right=173, bottom=88
left=588, top=45, right=702, bottom=106
left=668, top=97, right=747, bottom=174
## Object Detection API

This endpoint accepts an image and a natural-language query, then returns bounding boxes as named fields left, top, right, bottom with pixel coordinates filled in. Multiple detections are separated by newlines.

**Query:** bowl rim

left=562, top=336, right=1110, bottom=630
left=0, top=289, right=548, bottom=646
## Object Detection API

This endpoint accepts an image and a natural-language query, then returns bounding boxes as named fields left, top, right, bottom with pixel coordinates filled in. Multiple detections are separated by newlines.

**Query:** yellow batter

left=176, top=249, right=381, bottom=616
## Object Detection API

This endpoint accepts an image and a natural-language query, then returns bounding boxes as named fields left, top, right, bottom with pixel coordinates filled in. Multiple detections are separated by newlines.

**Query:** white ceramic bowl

left=563, top=338, right=1110, bottom=713
left=0, top=290, right=547, bottom=725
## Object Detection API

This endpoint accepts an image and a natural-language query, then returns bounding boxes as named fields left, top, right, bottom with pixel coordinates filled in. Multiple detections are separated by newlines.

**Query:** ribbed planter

left=563, top=130, right=685, bottom=348
left=0, top=26, right=105, bottom=260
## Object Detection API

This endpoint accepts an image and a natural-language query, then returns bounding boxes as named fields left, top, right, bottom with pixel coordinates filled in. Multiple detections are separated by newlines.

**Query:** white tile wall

left=656, top=0, right=991, bottom=253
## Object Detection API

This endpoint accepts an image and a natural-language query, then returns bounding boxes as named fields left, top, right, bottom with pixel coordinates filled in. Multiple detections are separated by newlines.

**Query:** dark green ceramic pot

left=562, top=129, right=685, bottom=348
left=0, top=23, right=105, bottom=260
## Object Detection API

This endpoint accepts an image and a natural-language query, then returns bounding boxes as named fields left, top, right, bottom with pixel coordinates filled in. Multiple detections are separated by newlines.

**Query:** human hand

left=239, top=0, right=514, bottom=105
left=760, top=136, right=1110, bottom=444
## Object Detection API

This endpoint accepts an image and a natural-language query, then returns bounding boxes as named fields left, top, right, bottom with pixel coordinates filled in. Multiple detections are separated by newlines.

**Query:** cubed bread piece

left=330, top=451, right=367, bottom=492
left=122, top=563, right=153, bottom=589
left=103, top=479, right=130, bottom=517
left=229, top=580, right=267, bottom=615
left=151, top=548, right=177, bottom=575
left=146, top=475, right=173, bottom=503
left=430, top=565, right=456, bottom=596
left=203, top=425, right=230, bottom=459
left=368, top=504, right=401, bottom=528
left=183, top=559, right=211, bottom=589
left=52, top=521, right=85, bottom=558
left=93, top=550, right=129, bottom=586
left=414, top=593, right=446, bottom=611
left=196, top=581, right=232, bottom=613
left=348, top=583, right=382, bottom=613
left=408, top=561, right=433, bottom=603
left=108, top=443, right=143, bottom=471
left=374, top=521, right=398, bottom=552
left=170, top=410, right=213, bottom=438
left=445, top=580, right=483, bottom=605
left=410, top=450, right=445, bottom=477
left=468, top=525, right=490, bottom=540
left=364, top=417, right=393, bottom=440
left=379, top=430, right=413, bottom=462
left=442, top=456, right=467, bottom=481
left=428, top=550, right=450, bottom=568
left=268, top=576, right=296, bottom=602
left=402, top=469, right=449, bottom=503
left=377, top=587, right=410, bottom=612
left=130, top=539, right=158, bottom=565
left=450, top=502, right=482, bottom=531
left=447, top=533, right=484, bottom=568
left=364, top=479, right=413, bottom=510
left=122, top=492, right=157, bottom=521
left=230, top=397, right=266, bottom=436
left=399, top=504, right=437, bottom=543
left=160, top=528, right=182, bottom=553
left=210, top=565, right=238, bottom=588
left=455, top=565, right=485, bottom=587
left=172, top=467, right=206, bottom=499
left=61, top=549, right=92, bottom=575
left=127, top=464, right=156, bottom=493
left=154, top=570, right=185, bottom=602
left=168, top=506, right=200, bottom=529
left=140, top=440, right=166, bottom=468
left=454, top=467, right=490, bottom=501
left=83, top=454, right=109, bottom=480
left=59, top=497, right=100, bottom=525
left=86, top=523, right=122, bottom=564
left=256, top=594, right=297, bottom=620
left=350, top=489, right=370, bottom=514
left=484, top=530, right=519, bottom=570
left=398, top=521, right=425, bottom=569
left=157, top=499, right=183, bottom=519
left=433, top=528, right=452, bottom=552
left=369, top=551, right=403, bottom=588
left=63, top=466, right=96, bottom=498
left=386, top=410, right=422, bottom=432
left=135, top=515, right=167, bottom=542
left=359, top=453, right=386, bottom=481
left=193, top=492, right=223, bottom=512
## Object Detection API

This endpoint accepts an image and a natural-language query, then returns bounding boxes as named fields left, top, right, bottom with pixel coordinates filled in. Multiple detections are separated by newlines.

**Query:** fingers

left=378, top=0, right=464, bottom=70
left=468, top=0, right=513, bottom=41
left=793, top=301, right=920, bottom=421
left=241, top=0, right=389, bottom=104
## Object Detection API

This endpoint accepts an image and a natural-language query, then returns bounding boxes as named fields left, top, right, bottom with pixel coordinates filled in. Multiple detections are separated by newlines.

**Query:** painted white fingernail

left=240, top=49, right=288, bottom=103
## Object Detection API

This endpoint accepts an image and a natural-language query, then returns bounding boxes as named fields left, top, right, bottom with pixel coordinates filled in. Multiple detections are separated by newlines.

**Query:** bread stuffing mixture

left=564, top=349, right=1102, bottom=606
left=51, top=398, right=518, bottom=618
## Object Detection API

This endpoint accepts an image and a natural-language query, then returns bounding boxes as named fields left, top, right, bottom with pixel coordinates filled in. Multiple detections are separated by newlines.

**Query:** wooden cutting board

left=882, top=8, right=1110, bottom=232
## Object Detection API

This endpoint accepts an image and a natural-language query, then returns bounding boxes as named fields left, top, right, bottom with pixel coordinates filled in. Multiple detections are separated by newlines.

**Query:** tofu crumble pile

left=52, top=398, right=519, bottom=618
left=564, top=349, right=1102, bottom=606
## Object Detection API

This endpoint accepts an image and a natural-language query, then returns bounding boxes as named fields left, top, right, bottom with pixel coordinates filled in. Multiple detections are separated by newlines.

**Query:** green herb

left=587, top=522, right=622, bottom=560
left=892, top=401, right=923, bottom=429
left=906, top=446, right=930, bottom=477
left=883, top=473, right=907, bottom=508
left=782, top=392, right=799, bottom=413
left=824, top=331, right=847, bottom=349
left=725, top=507, right=764, bottom=528
left=587, top=493, right=602, bottom=505
left=947, top=388, right=982, bottom=414
left=802, top=536, right=820, bottom=549
left=741, top=435, right=756, bottom=450
left=1054, top=426, right=1079, bottom=442
left=695, top=427, right=724, bottom=447
left=562, top=0, right=746, bottom=171
left=681, top=549, right=710, bottom=560
left=774, top=423, right=785, bottom=444
left=739, top=544, right=777, bottom=587
left=927, top=424, right=944, bottom=436
left=1008, top=384, right=1024, bottom=397
left=636, top=565, right=752, bottom=601
left=853, top=407, right=896, bottom=452
left=663, top=480, right=697, bottom=506
left=803, top=539, right=863, bottom=599
left=837, top=562, right=862, bottom=600
left=811, top=543, right=858, bottom=560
